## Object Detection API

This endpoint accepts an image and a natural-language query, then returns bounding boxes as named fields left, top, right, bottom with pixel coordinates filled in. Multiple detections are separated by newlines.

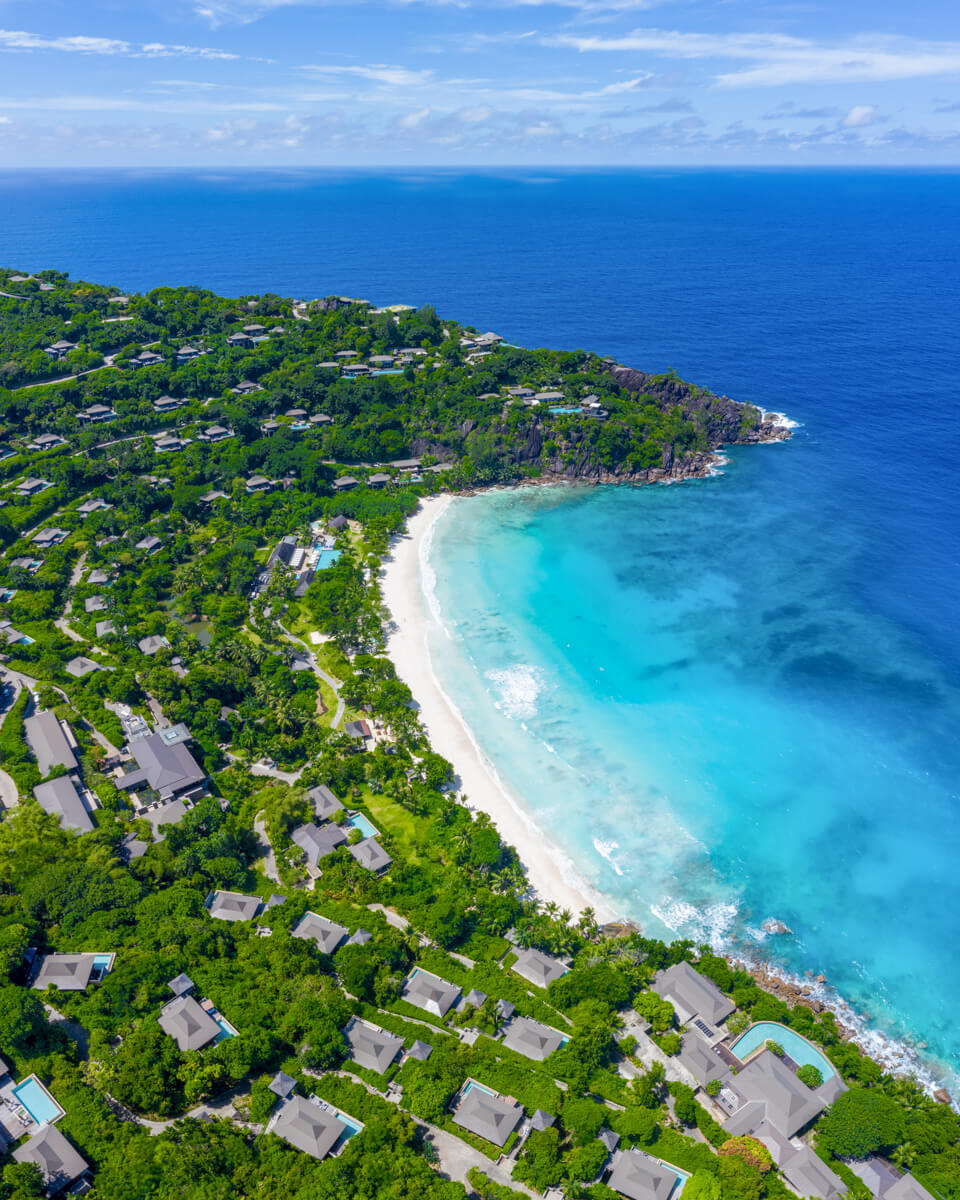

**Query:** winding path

left=278, top=624, right=346, bottom=729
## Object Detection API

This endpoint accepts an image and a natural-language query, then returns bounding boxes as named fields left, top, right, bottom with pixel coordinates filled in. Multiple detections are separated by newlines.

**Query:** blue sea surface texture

left=1, top=168, right=958, bottom=1086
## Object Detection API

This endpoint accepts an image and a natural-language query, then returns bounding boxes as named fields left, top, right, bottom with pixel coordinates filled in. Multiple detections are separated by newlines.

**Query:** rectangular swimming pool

left=213, top=1015, right=239, bottom=1044
left=314, top=549, right=341, bottom=570
left=345, top=812, right=378, bottom=839
left=13, top=1076, right=63, bottom=1125
left=462, top=1080, right=495, bottom=1099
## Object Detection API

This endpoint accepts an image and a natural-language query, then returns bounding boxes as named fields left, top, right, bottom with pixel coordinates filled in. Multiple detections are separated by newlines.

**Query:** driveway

left=253, top=812, right=280, bottom=883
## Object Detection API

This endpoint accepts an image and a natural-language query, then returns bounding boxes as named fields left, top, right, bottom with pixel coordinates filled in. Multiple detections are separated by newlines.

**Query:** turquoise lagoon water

left=13, top=1077, right=62, bottom=1125
left=424, top=467, right=960, bottom=1089
left=730, top=1023, right=835, bottom=1078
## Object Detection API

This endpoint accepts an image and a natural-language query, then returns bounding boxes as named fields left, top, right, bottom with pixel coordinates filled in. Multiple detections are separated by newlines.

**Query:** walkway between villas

left=278, top=624, right=346, bottom=729
left=253, top=812, right=281, bottom=883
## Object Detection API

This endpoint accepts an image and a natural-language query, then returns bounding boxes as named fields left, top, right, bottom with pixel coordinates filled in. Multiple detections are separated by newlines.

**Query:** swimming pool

left=549, top=407, right=582, bottom=414
left=730, top=1022, right=835, bottom=1079
left=315, top=549, right=341, bottom=570
left=92, top=953, right=114, bottom=970
left=371, top=369, right=403, bottom=376
left=335, top=1113, right=364, bottom=1139
left=461, top=1080, right=495, bottom=1099
left=213, top=1015, right=239, bottom=1044
left=13, top=1076, right=63, bottom=1125
left=345, top=811, right=378, bottom=839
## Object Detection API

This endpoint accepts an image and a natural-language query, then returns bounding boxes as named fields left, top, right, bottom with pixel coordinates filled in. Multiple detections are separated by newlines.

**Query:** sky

left=0, top=0, right=958, bottom=165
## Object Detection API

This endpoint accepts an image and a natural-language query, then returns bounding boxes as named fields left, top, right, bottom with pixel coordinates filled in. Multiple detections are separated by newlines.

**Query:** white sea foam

left=593, top=839, right=625, bottom=876
left=650, top=896, right=741, bottom=954
left=728, top=952, right=958, bottom=1100
left=410, top=492, right=957, bottom=1100
left=485, top=664, right=546, bottom=720
left=759, top=408, right=800, bottom=431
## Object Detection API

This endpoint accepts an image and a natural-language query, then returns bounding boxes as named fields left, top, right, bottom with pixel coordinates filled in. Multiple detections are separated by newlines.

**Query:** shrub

left=796, top=1063, right=823, bottom=1089
left=765, top=1040, right=785, bottom=1057
left=719, top=1135, right=773, bottom=1174
left=817, top=1087, right=904, bottom=1160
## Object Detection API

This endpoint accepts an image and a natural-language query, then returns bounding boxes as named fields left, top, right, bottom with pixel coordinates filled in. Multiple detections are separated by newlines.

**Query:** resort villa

left=113, top=722, right=207, bottom=829
left=401, top=968, right=461, bottom=1018
left=606, top=1148, right=687, bottom=1200
left=206, top=890, right=262, bottom=922
left=33, top=776, right=95, bottom=834
left=291, top=821, right=348, bottom=870
left=291, top=912, right=349, bottom=954
left=32, top=952, right=115, bottom=992
left=343, top=1017, right=404, bottom=1074
left=510, top=947, right=568, bottom=989
left=266, top=1094, right=363, bottom=1161
left=501, top=1016, right=567, bottom=1062
left=451, top=1080, right=523, bottom=1147
left=0, top=1058, right=89, bottom=1195
left=158, top=976, right=237, bottom=1053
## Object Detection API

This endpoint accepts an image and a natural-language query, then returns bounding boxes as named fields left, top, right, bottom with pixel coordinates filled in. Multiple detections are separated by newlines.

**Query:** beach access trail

left=381, top=494, right=613, bottom=924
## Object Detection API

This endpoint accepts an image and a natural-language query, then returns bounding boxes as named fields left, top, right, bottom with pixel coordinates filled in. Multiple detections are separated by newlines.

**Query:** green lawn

left=362, top=789, right=422, bottom=864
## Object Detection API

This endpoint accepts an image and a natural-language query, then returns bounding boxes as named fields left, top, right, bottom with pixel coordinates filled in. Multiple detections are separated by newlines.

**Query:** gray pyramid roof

left=14, top=1125, right=88, bottom=1193
left=452, top=1086, right=523, bottom=1147
left=347, top=837, right=392, bottom=873
left=208, top=890, right=261, bottom=922
left=291, top=911, right=349, bottom=954
left=158, top=994, right=221, bottom=1051
left=269, top=1071, right=297, bottom=1099
left=511, top=947, right=567, bottom=989
left=344, top=1018, right=404, bottom=1074
left=307, top=782, right=340, bottom=820
left=33, top=952, right=97, bottom=991
left=724, top=1051, right=825, bottom=1139
left=607, top=1149, right=679, bottom=1200
left=270, top=1096, right=345, bottom=1160
left=651, top=961, right=734, bottom=1027
left=291, top=821, right=347, bottom=867
left=502, top=1016, right=565, bottom=1062
left=402, top=968, right=461, bottom=1018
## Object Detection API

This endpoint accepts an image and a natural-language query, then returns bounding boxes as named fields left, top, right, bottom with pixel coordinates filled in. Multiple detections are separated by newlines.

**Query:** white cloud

left=0, top=28, right=240, bottom=59
left=398, top=106, right=431, bottom=127
left=548, top=28, right=960, bottom=88
left=299, top=64, right=434, bottom=87
left=842, top=104, right=880, bottom=127
left=0, top=94, right=286, bottom=113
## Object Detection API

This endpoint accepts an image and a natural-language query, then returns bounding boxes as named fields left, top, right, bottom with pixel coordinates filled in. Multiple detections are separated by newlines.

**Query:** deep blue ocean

left=2, top=168, right=959, bottom=1086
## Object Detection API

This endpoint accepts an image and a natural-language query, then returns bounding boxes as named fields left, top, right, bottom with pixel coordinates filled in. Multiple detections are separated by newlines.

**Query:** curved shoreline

left=382, top=493, right=617, bottom=924
left=381, top=490, right=954, bottom=1099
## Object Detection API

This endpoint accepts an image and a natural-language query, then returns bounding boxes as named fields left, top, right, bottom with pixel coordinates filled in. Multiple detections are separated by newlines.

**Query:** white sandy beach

left=381, top=493, right=616, bottom=924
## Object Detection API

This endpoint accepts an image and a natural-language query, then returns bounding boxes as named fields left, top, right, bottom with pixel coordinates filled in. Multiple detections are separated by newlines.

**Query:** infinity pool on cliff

left=730, top=1023, right=835, bottom=1078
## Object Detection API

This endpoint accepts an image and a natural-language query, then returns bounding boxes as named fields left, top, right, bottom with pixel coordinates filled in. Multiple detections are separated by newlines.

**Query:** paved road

left=279, top=625, right=346, bottom=729
left=68, top=550, right=88, bottom=589
left=253, top=812, right=281, bottom=883
left=54, top=618, right=85, bottom=643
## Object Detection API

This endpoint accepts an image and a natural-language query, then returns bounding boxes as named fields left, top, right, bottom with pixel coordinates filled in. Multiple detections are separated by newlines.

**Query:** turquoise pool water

left=371, top=369, right=403, bottom=376
left=462, top=1080, right=495, bottom=1098
left=549, top=407, right=582, bottom=414
left=92, top=953, right=113, bottom=970
left=336, top=1113, right=364, bottom=1139
left=315, top=549, right=341, bottom=570
left=13, top=1077, right=62, bottom=1125
left=346, top=812, right=378, bottom=839
left=213, top=1015, right=239, bottom=1044
left=730, top=1022, right=835, bottom=1079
